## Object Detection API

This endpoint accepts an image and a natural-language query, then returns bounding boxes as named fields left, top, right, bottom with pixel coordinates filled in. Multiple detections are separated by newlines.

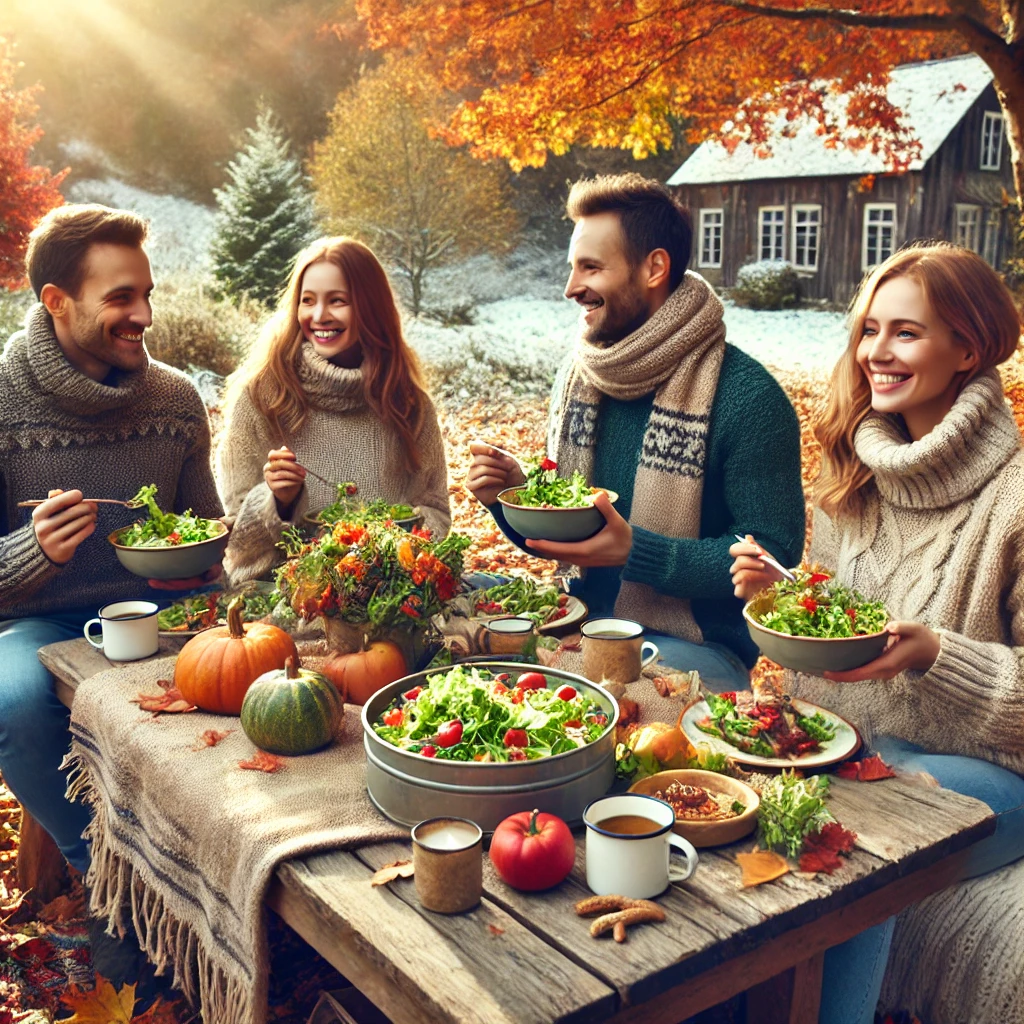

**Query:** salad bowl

left=302, top=506, right=423, bottom=533
left=361, top=661, right=619, bottom=831
left=743, top=589, right=890, bottom=675
left=109, top=523, right=229, bottom=581
left=497, top=487, right=619, bottom=543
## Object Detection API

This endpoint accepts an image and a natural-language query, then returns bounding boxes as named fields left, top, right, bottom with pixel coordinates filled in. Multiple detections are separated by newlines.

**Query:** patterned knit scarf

left=551, top=271, right=726, bottom=642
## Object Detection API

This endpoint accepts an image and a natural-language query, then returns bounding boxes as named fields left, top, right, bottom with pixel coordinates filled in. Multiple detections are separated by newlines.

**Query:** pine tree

left=210, top=107, right=317, bottom=307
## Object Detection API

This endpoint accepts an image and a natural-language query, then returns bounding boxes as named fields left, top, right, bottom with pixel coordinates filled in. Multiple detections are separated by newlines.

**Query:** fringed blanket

left=66, top=655, right=405, bottom=1024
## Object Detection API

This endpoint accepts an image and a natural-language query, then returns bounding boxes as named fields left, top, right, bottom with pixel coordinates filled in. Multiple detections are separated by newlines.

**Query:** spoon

left=18, top=497, right=146, bottom=509
left=733, top=534, right=797, bottom=582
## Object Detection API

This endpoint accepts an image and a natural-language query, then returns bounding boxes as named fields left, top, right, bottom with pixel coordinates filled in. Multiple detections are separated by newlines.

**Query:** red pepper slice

left=808, top=572, right=831, bottom=585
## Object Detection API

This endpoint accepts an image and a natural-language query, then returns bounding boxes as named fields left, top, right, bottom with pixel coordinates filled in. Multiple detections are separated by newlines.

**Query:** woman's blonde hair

left=814, top=240, right=1021, bottom=519
left=225, top=237, right=429, bottom=473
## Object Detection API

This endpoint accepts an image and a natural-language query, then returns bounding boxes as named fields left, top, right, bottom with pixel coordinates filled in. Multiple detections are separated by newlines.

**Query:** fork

left=18, top=497, right=146, bottom=509
left=733, top=534, right=798, bottom=582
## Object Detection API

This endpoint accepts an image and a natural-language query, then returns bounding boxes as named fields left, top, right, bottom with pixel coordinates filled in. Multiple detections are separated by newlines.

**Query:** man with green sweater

left=467, top=174, right=804, bottom=689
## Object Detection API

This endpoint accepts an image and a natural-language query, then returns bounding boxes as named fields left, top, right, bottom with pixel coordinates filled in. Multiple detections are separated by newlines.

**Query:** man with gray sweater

left=0, top=205, right=223, bottom=878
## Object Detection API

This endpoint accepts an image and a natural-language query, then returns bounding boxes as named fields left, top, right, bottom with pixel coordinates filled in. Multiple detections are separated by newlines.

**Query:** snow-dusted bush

left=147, top=274, right=267, bottom=377
left=0, top=289, right=32, bottom=341
left=731, top=259, right=800, bottom=310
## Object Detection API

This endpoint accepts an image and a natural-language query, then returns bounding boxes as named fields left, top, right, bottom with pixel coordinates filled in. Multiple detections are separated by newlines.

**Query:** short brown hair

left=566, top=173, right=693, bottom=290
left=26, top=204, right=149, bottom=299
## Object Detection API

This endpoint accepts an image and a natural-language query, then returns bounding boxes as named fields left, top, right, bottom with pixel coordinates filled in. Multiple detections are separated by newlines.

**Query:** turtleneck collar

left=854, top=370, right=1021, bottom=509
left=4, top=303, right=149, bottom=415
left=296, top=342, right=367, bottom=414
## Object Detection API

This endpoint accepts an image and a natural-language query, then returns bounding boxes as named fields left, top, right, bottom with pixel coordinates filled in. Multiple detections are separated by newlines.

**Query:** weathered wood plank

left=279, top=843, right=617, bottom=1024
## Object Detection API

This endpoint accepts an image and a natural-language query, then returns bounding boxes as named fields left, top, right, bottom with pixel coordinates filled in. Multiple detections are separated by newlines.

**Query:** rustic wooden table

left=41, top=637, right=995, bottom=1024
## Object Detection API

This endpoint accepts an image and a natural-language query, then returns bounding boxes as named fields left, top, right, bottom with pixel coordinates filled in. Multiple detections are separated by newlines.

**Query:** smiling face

left=52, top=243, right=154, bottom=381
left=297, top=260, right=360, bottom=364
left=856, top=274, right=976, bottom=440
left=564, top=212, right=651, bottom=345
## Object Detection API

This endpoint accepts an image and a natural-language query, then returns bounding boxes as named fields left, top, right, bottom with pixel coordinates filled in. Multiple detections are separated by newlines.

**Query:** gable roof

left=668, top=54, right=994, bottom=185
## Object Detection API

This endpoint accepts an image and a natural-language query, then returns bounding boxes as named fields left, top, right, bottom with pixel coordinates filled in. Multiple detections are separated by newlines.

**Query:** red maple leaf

left=799, top=822, right=858, bottom=874
left=131, top=678, right=197, bottom=715
left=192, top=729, right=232, bottom=750
left=238, top=751, right=285, bottom=773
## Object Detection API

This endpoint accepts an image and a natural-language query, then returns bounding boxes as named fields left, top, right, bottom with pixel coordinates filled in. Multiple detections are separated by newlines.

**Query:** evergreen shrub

left=731, top=260, right=800, bottom=310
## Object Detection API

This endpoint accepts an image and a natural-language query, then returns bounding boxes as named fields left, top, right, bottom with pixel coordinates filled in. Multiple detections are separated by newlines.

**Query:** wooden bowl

left=629, top=769, right=760, bottom=848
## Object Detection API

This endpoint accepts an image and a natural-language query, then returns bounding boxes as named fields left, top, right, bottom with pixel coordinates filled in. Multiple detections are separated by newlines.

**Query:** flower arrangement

left=274, top=520, right=472, bottom=640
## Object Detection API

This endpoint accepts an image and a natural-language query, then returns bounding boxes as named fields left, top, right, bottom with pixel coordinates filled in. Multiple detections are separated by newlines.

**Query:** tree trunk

left=17, top=809, right=69, bottom=905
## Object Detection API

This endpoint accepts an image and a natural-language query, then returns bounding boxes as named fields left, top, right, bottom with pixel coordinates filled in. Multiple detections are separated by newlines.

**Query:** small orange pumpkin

left=174, top=597, right=298, bottom=714
left=321, top=640, right=407, bottom=705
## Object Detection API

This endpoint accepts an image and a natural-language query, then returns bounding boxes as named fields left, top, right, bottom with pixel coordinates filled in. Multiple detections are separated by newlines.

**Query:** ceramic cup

left=83, top=600, right=159, bottom=661
left=480, top=616, right=535, bottom=656
left=583, top=792, right=698, bottom=899
left=411, top=816, right=483, bottom=914
left=581, top=617, right=659, bottom=685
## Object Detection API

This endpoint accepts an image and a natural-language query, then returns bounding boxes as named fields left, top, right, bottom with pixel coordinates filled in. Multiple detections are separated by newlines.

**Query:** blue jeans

left=819, top=736, right=1024, bottom=1024
left=0, top=611, right=94, bottom=873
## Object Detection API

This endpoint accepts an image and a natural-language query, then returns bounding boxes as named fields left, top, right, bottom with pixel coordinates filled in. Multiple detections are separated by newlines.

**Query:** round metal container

left=362, top=661, right=618, bottom=831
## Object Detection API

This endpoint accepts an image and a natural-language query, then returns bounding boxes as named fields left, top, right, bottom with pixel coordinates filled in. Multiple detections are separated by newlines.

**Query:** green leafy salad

left=317, top=482, right=416, bottom=526
left=117, top=485, right=223, bottom=548
left=471, top=576, right=568, bottom=625
left=758, top=771, right=835, bottom=857
left=755, top=569, right=888, bottom=639
left=509, top=458, right=598, bottom=509
left=372, top=664, right=611, bottom=762
left=157, top=587, right=277, bottom=632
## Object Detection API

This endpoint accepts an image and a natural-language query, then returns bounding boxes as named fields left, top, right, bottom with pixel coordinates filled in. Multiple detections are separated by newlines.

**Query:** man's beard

left=585, top=285, right=649, bottom=345
left=69, top=307, right=147, bottom=373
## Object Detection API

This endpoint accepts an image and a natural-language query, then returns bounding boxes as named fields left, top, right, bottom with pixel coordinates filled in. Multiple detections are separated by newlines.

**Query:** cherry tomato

left=800, top=597, right=819, bottom=614
left=494, top=673, right=511, bottom=683
left=382, top=708, right=403, bottom=727
left=420, top=745, right=437, bottom=758
left=564, top=719, right=581, bottom=730
left=437, top=720, right=463, bottom=748
left=492, top=682, right=509, bottom=696
left=403, top=687, right=422, bottom=701
left=557, top=594, right=569, bottom=606
left=517, top=672, right=546, bottom=692
left=555, top=685, right=577, bottom=701
left=503, top=728, right=529, bottom=748
left=509, top=689, right=525, bottom=704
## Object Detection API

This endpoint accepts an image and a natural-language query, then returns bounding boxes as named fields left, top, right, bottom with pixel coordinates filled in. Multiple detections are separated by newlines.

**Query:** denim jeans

left=0, top=611, right=94, bottom=873
left=819, top=736, right=1024, bottom=1024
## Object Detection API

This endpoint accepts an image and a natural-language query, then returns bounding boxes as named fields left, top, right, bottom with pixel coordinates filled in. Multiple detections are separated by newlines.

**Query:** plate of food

left=681, top=678, right=860, bottom=769
left=497, top=458, right=617, bottom=543
left=629, top=769, right=760, bottom=847
left=744, top=569, right=889, bottom=674
left=157, top=582, right=278, bottom=637
left=108, top=485, right=228, bottom=580
left=467, top=576, right=587, bottom=634
left=302, top=482, right=422, bottom=532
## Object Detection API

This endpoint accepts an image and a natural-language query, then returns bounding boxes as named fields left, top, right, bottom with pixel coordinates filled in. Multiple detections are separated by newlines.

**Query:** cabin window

left=791, top=205, right=821, bottom=271
left=954, top=204, right=982, bottom=252
left=862, top=204, right=897, bottom=270
left=699, top=209, right=724, bottom=268
left=758, top=207, right=786, bottom=261
left=980, top=112, right=1004, bottom=171
left=982, top=207, right=1001, bottom=266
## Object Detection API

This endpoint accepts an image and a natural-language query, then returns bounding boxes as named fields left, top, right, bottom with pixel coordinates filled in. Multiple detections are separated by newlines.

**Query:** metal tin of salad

left=361, top=661, right=618, bottom=831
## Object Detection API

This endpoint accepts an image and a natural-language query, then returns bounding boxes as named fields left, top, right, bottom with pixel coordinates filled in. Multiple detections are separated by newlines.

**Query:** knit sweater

left=217, top=344, right=451, bottom=584
left=787, top=371, right=1024, bottom=775
left=491, top=344, right=806, bottom=665
left=0, top=304, right=223, bottom=618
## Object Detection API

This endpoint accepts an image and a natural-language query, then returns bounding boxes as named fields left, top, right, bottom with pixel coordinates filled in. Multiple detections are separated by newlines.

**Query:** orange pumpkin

left=321, top=641, right=407, bottom=705
left=174, top=597, right=298, bottom=714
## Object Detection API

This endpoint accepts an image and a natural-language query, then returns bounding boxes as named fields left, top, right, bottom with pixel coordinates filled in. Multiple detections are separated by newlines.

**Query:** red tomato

left=494, top=673, right=511, bottom=683
left=382, top=708, right=403, bottom=727
left=437, top=720, right=463, bottom=748
left=420, top=745, right=437, bottom=758
left=492, top=682, right=509, bottom=696
left=503, top=728, right=528, bottom=748
left=403, top=687, right=422, bottom=700
left=808, top=572, right=832, bottom=585
left=516, top=672, right=546, bottom=692
left=489, top=809, right=576, bottom=891
left=509, top=689, right=525, bottom=705
left=564, top=719, right=581, bottom=730
left=507, top=748, right=527, bottom=761
left=800, top=597, right=819, bottom=614
left=555, top=685, right=577, bottom=701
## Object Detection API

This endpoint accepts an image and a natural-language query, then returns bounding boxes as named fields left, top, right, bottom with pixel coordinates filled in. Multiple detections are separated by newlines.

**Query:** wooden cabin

left=668, top=55, right=1016, bottom=305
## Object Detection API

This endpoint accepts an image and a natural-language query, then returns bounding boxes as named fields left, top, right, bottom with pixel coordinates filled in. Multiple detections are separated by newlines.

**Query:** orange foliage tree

left=0, top=36, right=66, bottom=291
left=343, top=0, right=1024, bottom=208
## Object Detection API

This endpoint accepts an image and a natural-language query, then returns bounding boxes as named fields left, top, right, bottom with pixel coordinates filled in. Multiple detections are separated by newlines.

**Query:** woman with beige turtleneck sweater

left=216, top=238, right=450, bottom=584
left=731, top=243, right=1024, bottom=1024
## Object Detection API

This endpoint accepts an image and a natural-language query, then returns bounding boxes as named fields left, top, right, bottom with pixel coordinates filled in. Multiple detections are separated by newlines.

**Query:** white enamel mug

left=84, top=600, right=159, bottom=661
left=583, top=792, right=698, bottom=898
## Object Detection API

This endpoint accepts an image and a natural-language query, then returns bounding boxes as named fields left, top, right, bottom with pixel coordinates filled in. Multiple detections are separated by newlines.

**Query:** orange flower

left=397, top=538, right=416, bottom=571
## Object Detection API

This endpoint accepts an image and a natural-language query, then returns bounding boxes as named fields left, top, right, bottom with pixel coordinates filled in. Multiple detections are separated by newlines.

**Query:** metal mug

left=480, top=616, right=535, bottom=656
left=84, top=600, right=159, bottom=661
left=580, top=617, right=659, bottom=685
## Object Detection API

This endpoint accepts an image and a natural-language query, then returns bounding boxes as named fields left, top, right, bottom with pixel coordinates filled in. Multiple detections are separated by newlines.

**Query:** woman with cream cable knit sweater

left=730, top=242, right=1024, bottom=1024
left=217, top=238, right=451, bottom=583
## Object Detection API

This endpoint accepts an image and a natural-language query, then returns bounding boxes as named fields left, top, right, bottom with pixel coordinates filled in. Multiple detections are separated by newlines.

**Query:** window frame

left=757, top=206, right=787, bottom=262
left=790, top=204, right=822, bottom=272
left=861, top=203, right=898, bottom=271
left=954, top=203, right=982, bottom=252
left=982, top=207, right=1001, bottom=266
left=698, top=208, right=724, bottom=268
left=980, top=111, right=1004, bottom=171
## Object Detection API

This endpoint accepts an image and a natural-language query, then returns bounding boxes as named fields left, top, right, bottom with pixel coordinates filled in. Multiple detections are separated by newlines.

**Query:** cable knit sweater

left=787, top=370, right=1024, bottom=774
left=217, top=344, right=451, bottom=583
left=0, top=304, right=223, bottom=618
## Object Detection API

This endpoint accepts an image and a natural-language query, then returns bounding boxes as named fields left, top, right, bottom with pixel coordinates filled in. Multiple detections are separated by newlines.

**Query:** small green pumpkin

left=240, top=657, right=344, bottom=755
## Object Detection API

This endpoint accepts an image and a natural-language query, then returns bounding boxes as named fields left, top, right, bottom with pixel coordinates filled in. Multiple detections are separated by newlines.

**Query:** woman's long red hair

left=226, top=237, right=430, bottom=473
left=814, top=241, right=1021, bottom=519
